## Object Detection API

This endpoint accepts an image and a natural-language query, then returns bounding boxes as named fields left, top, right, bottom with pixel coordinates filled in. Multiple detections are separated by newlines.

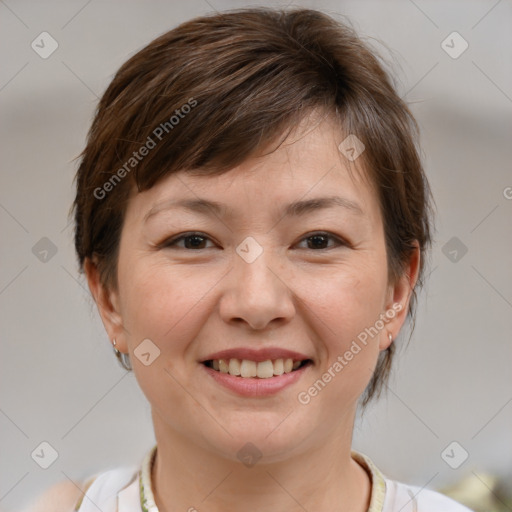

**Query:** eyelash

left=160, top=231, right=347, bottom=251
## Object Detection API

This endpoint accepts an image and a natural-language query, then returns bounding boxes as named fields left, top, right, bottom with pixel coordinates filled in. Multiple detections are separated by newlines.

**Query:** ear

left=83, top=257, right=128, bottom=354
left=380, top=242, right=421, bottom=350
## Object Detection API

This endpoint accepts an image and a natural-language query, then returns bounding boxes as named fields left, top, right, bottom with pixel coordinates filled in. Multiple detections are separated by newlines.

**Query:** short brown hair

left=72, top=7, right=433, bottom=406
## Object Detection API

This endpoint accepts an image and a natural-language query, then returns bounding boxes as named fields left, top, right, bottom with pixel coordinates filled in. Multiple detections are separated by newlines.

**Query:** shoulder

left=22, top=465, right=139, bottom=512
left=21, top=478, right=94, bottom=512
left=383, top=478, right=475, bottom=512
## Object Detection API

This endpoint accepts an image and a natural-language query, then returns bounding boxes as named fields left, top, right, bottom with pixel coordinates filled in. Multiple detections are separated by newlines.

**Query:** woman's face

left=89, top=115, right=416, bottom=462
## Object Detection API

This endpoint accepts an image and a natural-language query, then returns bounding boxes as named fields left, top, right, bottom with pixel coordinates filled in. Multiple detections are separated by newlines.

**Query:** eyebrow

left=143, top=195, right=364, bottom=224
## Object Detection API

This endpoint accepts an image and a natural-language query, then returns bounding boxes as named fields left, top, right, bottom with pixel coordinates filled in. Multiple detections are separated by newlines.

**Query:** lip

left=200, top=347, right=311, bottom=363
left=201, top=362, right=311, bottom=397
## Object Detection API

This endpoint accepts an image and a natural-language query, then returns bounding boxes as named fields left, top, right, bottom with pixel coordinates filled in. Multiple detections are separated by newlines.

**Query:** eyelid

left=159, top=231, right=348, bottom=250
left=294, top=231, right=348, bottom=249
left=159, top=232, right=217, bottom=249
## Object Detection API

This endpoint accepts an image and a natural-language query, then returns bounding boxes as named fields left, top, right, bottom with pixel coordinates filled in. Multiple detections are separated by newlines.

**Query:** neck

left=150, top=409, right=371, bottom=512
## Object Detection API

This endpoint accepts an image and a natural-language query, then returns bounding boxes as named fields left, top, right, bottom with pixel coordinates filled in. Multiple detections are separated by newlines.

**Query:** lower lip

left=201, top=363, right=310, bottom=397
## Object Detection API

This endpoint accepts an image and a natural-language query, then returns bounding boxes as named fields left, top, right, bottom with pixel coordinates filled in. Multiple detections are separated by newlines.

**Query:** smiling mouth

left=202, top=358, right=313, bottom=378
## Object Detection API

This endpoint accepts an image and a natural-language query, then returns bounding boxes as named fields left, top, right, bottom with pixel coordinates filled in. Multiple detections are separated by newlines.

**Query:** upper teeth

left=211, top=358, right=302, bottom=378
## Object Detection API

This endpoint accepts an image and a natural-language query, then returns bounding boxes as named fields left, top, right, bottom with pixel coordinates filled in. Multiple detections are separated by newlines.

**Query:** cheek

left=297, top=259, right=388, bottom=396
left=303, top=259, right=388, bottom=341
left=118, top=258, right=221, bottom=349
left=117, top=261, right=213, bottom=413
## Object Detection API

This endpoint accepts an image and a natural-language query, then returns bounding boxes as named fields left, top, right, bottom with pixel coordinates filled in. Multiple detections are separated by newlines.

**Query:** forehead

left=125, top=115, right=379, bottom=225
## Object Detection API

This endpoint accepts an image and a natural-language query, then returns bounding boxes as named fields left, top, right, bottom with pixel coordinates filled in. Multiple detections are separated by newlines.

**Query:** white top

left=74, top=446, right=474, bottom=512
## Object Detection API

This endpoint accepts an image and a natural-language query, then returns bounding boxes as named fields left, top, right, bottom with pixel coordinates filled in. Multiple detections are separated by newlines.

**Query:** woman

left=31, top=7, right=474, bottom=511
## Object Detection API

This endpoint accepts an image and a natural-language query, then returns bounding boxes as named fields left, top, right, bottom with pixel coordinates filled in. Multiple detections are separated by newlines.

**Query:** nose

left=219, top=246, right=296, bottom=331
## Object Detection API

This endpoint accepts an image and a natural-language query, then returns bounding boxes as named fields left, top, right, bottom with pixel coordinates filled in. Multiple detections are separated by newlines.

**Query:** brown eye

left=297, top=232, right=346, bottom=250
left=182, top=235, right=208, bottom=249
left=308, top=234, right=330, bottom=249
left=162, top=232, right=215, bottom=250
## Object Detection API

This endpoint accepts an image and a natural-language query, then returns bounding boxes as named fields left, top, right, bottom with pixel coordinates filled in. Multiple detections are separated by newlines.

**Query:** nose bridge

left=236, top=240, right=277, bottom=292
left=219, top=236, right=294, bottom=329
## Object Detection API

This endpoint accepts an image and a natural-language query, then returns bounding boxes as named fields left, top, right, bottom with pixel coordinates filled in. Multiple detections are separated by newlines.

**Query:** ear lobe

left=380, top=242, right=421, bottom=350
left=83, top=257, right=127, bottom=352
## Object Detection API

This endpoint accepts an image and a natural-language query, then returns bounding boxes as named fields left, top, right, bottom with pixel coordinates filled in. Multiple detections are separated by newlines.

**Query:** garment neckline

left=139, top=444, right=387, bottom=512
left=350, top=450, right=387, bottom=512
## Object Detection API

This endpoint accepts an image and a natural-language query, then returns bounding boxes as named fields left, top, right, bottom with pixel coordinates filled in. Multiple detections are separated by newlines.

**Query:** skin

left=85, top=113, right=420, bottom=512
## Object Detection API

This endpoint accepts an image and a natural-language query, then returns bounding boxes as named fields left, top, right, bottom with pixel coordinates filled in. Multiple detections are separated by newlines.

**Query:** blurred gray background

left=1, top=0, right=511, bottom=510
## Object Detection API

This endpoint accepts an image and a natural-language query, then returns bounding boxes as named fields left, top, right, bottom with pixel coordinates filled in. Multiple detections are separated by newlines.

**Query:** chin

left=199, top=414, right=317, bottom=466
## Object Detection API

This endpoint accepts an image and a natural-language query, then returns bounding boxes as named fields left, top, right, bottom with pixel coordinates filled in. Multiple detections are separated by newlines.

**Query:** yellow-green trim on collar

left=351, top=451, right=387, bottom=512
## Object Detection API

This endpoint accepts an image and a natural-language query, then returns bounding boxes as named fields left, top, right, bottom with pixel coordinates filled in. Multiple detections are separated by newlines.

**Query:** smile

left=203, top=358, right=313, bottom=378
